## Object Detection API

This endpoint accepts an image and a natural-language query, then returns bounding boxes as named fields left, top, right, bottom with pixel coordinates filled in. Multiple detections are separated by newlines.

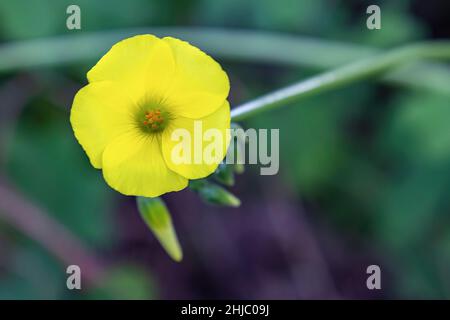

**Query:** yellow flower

left=70, top=35, right=230, bottom=197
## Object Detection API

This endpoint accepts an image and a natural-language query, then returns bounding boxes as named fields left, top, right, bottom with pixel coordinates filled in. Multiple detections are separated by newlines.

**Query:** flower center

left=143, top=109, right=164, bottom=130
left=138, top=107, right=171, bottom=134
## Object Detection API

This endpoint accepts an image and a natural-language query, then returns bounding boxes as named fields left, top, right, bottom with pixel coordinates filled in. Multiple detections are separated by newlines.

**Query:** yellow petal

left=87, top=35, right=175, bottom=106
left=161, top=101, right=231, bottom=179
left=102, top=131, right=188, bottom=197
left=70, top=81, right=137, bottom=169
left=162, top=37, right=230, bottom=119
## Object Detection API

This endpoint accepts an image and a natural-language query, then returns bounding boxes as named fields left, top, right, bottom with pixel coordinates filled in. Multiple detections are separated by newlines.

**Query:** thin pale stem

left=231, top=42, right=450, bottom=121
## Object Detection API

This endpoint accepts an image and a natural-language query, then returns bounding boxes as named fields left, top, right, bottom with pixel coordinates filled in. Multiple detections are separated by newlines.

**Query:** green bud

left=188, top=179, right=207, bottom=192
left=189, top=180, right=241, bottom=207
left=136, top=197, right=183, bottom=262
left=213, top=162, right=235, bottom=186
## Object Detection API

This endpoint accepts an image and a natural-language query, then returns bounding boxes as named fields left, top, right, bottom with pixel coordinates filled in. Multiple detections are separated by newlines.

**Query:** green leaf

left=136, top=197, right=183, bottom=262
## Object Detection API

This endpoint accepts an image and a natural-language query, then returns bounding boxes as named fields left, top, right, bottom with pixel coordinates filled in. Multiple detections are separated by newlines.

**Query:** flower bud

left=137, top=197, right=183, bottom=262
left=213, top=162, right=235, bottom=186
left=190, top=180, right=241, bottom=207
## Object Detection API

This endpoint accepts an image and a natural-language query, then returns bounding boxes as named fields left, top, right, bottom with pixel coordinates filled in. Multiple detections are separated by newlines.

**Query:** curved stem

left=1, top=29, right=449, bottom=121
left=1, top=28, right=450, bottom=95
left=231, top=42, right=450, bottom=121
left=0, top=177, right=105, bottom=285
left=0, top=28, right=377, bottom=72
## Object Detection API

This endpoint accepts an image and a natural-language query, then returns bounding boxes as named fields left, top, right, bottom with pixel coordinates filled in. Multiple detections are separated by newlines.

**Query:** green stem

left=1, top=29, right=449, bottom=120
left=0, top=28, right=377, bottom=72
left=1, top=28, right=450, bottom=94
left=231, top=42, right=450, bottom=121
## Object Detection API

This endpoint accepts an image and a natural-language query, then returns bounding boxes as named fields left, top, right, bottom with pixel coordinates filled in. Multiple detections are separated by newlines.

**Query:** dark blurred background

left=0, top=0, right=450, bottom=299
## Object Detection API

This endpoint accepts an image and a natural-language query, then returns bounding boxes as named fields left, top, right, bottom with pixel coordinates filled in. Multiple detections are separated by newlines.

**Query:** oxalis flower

left=70, top=35, right=230, bottom=197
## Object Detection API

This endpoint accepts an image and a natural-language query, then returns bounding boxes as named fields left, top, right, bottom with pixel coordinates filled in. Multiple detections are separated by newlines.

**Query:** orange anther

left=143, top=109, right=166, bottom=130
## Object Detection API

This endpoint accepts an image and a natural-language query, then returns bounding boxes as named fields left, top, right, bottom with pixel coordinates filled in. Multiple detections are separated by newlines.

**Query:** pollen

left=144, top=109, right=166, bottom=131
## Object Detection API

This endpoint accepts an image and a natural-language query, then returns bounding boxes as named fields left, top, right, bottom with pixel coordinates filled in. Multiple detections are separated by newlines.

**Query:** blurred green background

left=0, top=0, right=450, bottom=299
